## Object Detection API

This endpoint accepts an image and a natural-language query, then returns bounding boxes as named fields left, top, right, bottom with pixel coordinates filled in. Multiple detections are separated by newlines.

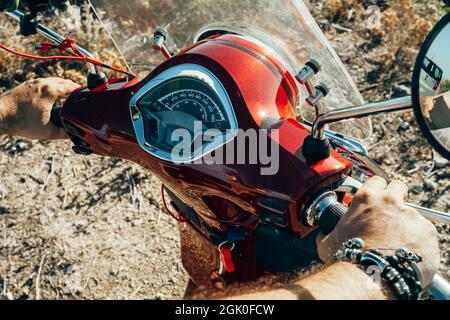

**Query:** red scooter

left=2, top=0, right=450, bottom=299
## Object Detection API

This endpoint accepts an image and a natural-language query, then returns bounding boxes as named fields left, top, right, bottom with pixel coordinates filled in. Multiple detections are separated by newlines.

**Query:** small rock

left=318, top=19, right=330, bottom=30
left=72, top=219, right=87, bottom=230
left=0, top=292, right=14, bottom=300
left=406, top=156, right=418, bottom=164
left=64, top=264, right=75, bottom=275
left=399, top=121, right=410, bottom=131
left=434, top=151, right=449, bottom=168
left=399, top=144, right=408, bottom=153
left=132, top=218, right=144, bottom=227
left=0, top=206, right=9, bottom=214
left=436, top=169, right=449, bottom=179
left=15, top=141, right=28, bottom=152
left=110, top=266, right=120, bottom=277
left=411, top=184, right=423, bottom=195
left=424, top=180, right=438, bottom=192
left=392, top=84, right=411, bottom=98
left=319, top=18, right=330, bottom=26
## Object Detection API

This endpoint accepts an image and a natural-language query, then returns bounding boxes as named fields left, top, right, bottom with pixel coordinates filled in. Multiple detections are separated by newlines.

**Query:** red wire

left=0, top=40, right=133, bottom=77
left=161, top=185, right=187, bottom=223
left=0, top=43, right=85, bottom=61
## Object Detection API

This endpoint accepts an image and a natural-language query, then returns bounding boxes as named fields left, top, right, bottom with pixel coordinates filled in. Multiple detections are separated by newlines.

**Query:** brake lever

left=336, top=176, right=450, bottom=224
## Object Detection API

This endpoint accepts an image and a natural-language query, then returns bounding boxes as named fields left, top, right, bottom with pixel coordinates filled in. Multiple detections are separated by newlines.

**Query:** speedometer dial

left=139, top=77, right=231, bottom=133
left=130, top=64, right=238, bottom=163
left=133, top=75, right=235, bottom=158
left=157, top=88, right=229, bottom=131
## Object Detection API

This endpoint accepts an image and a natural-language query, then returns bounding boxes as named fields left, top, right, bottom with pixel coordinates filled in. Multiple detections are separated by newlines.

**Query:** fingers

left=39, top=78, right=81, bottom=100
left=358, top=176, right=387, bottom=193
left=385, top=180, right=409, bottom=202
left=50, top=78, right=80, bottom=97
left=350, top=176, right=387, bottom=207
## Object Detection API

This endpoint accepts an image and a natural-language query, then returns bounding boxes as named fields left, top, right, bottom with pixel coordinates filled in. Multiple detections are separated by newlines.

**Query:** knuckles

left=354, top=190, right=373, bottom=203
left=380, top=194, right=398, bottom=205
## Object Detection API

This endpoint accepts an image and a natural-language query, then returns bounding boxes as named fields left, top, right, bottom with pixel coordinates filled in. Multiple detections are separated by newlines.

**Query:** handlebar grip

left=318, top=202, right=348, bottom=235
left=50, top=104, right=64, bottom=128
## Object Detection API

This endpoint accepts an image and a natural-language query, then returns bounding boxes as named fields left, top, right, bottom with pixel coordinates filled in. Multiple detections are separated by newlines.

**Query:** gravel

left=1, top=0, right=449, bottom=299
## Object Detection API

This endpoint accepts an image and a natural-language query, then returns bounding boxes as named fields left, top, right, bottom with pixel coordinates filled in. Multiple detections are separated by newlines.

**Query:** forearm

left=0, top=94, right=9, bottom=135
left=221, top=262, right=394, bottom=300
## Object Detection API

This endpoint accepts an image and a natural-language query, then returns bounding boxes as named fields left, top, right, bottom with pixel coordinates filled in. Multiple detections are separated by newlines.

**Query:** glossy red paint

left=60, top=34, right=352, bottom=286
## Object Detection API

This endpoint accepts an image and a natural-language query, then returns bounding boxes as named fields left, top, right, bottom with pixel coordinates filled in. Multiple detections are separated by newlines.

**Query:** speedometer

left=130, top=67, right=238, bottom=163
left=138, top=77, right=231, bottom=134
left=157, top=87, right=229, bottom=131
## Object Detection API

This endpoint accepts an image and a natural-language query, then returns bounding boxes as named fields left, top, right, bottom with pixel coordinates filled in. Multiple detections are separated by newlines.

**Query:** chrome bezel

left=129, top=64, right=238, bottom=163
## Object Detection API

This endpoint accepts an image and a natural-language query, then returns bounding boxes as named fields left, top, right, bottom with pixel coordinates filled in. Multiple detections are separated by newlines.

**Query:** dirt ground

left=1, top=0, right=449, bottom=300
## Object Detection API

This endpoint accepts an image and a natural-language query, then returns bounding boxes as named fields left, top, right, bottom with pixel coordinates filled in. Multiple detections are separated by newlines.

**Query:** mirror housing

left=412, top=12, right=450, bottom=160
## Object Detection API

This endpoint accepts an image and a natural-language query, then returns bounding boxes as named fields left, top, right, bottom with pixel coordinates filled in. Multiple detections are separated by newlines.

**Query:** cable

left=161, top=185, right=187, bottom=223
left=0, top=36, right=134, bottom=77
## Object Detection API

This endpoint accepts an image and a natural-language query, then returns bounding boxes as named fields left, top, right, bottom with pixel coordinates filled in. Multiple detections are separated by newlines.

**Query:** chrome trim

left=325, top=131, right=369, bottom=156
left=312, top=96, right=413, bottom=139
left=6, top=10, right=98, bottom=74
left=129, top=64, right=239, bottom=163
left=304, top=191, right=338, bottom=227
left=407, top=203, right=450, bottom=225
left=431, top=274, right=450, bottom=300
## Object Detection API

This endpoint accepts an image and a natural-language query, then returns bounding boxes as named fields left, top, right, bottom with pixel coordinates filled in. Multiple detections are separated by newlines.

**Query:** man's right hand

left=0, top=77, right=80, bottom=140
left=316, top=176, right=440, bottom=289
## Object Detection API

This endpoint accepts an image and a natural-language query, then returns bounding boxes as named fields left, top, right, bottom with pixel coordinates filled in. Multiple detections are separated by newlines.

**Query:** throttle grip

left=50, top=104, right=63, bottom=128
left=318, top=202, right=347, bottom=234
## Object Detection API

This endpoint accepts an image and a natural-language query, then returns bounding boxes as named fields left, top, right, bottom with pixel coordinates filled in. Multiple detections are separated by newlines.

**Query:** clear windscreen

left=88, top=0, right=372, bottom=139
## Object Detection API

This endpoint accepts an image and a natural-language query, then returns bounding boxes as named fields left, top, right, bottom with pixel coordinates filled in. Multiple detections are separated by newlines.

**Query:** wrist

left=297, top=261, right=393, bottom=300
left=334, top=238, right=425, bottom=300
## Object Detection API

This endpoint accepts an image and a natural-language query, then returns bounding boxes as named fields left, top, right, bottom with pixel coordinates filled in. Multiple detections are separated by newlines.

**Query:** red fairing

left=60, top=34, right=352, bottom=285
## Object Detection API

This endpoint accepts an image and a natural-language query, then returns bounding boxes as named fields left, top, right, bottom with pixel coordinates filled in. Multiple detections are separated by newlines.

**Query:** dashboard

left=129, top=64, right=238, bottom=163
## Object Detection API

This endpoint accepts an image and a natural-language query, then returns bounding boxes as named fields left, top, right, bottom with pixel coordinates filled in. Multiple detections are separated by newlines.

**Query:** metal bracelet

left=334, top=238, right=423, bottom=300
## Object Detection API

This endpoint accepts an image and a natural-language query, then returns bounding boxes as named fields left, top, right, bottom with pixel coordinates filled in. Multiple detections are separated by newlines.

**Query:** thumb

left=41, top=78, right=81, bottom=101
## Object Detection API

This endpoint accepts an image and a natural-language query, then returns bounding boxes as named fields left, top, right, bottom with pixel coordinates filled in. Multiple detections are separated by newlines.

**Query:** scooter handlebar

left=50, top=104, right=63, bottom=128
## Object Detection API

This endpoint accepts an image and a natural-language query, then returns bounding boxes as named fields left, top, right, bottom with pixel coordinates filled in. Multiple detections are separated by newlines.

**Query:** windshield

left=88, top=0, right=371, bottom=139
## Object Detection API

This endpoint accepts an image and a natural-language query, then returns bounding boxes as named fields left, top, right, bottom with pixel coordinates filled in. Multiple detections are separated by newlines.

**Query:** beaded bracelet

left=334, top=238, right=424, bottom=300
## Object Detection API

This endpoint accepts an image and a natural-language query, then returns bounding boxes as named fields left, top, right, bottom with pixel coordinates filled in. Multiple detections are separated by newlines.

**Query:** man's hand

left=316, top=176, right=440, bottom=289
left=196, top=177, right=440, bottom=300
left=0, top=78, right=79, bottom=140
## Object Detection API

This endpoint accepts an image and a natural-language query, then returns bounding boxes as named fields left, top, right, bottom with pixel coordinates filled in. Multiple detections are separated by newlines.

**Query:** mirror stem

left=311, top=96, right=413, bottom=139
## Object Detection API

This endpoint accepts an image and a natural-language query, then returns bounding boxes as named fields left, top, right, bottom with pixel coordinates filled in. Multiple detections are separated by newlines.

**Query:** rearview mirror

left=412, top=12, right=450, bottom=160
